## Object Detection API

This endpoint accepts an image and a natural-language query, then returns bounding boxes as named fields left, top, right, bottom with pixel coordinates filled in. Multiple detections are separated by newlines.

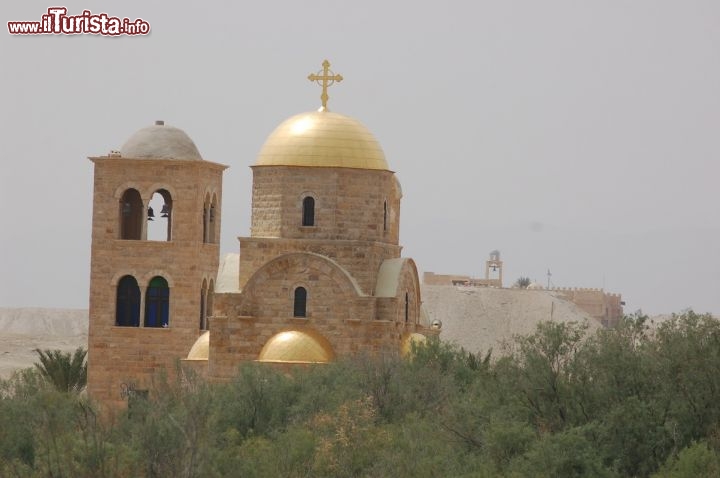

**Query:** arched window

left=199, top=279, right=214, bottom=330
left=147, top=189, right=172, bottom=241
left=116, top=275, right=140, bottom=326
left=383, top=200, right=388, bottom=232
left=209, top=195, right=218, bottom=243
left=119, top=189, right=143, bottom=240
left=405, top=292, right=409, bottom=323
left=294, top=287, right=307, bottom=317
left=145, top=276, right=170, bottom=328
left=302, top=196, right=315, bottom=227
left=202, top=194, right=218, bottom=243
left=199, top=279, right=208, bottom=330
left=202, top=194, right=210, bottom=243
left=207, top=279, right=215, bottom=322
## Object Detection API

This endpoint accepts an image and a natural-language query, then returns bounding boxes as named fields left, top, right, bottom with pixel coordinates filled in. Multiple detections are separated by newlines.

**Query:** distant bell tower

left=485, top=250, right=503, bottom=287
left=87, top=120, right=227, bottom=409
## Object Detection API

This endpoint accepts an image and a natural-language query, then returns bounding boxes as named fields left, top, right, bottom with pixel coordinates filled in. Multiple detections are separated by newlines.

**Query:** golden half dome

left=255, top=110, right=389, bottom=170
left=401, top=333, right=427, bottom=357
left=186, top=331, right=210, bottom=360
left=257, top=330, right=335, bottom=363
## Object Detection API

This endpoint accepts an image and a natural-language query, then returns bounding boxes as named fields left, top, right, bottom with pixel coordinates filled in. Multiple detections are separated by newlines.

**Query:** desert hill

left=0, top=308, right=88, bottom=379
left=422, top=285, right=600, bottom=356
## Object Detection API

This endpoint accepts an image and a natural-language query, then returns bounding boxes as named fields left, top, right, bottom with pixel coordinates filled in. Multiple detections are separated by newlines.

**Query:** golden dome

left=255, top=110, right=389, bottom=170
left=186, top=331, right=209, bottom=360
left=257, top=329, right=335, bottom=363
left=401, top=333, right=427, bottom=357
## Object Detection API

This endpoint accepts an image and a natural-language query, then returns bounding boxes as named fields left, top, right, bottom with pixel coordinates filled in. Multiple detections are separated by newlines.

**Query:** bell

left=160, top=204, right=170, bottom=218
left=492, top=265, right=498, bottom=272
left=147, top=207, right=155, bottom=221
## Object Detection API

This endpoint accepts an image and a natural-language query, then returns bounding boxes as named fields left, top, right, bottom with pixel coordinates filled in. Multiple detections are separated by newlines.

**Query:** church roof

left=255, top=109, right=389, bottom=170
left=375, top=258, right=414, bottom=297
left=186, top=331, right=210, bottom=360
left=401, top=332, right=427, bottom=357
left=216, top=253, right=240, bottom=293
left=120, top=120, right=203, bottom=160
left=257, top=329, right=335, bottom=363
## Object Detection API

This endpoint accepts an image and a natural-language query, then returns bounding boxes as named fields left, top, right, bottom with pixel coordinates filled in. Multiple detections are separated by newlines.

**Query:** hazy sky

left=1, top=1, right=718, bottom=315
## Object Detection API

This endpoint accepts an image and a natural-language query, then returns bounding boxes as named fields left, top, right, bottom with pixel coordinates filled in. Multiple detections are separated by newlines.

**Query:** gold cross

left=308, top=60, right=343, bottom=110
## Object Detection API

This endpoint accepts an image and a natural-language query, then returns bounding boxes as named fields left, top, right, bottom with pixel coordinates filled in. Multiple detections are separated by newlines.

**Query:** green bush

left=0, top=311, right=718, bottom=477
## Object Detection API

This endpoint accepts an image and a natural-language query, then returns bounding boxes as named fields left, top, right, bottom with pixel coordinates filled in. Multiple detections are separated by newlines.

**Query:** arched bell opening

left=209, top=194, right=218, bottom=243
left=203, top=193, right=218, bottom=244
left=147, top=189, right=172, bottom=241
left=119, top=189, right=143, bottom=240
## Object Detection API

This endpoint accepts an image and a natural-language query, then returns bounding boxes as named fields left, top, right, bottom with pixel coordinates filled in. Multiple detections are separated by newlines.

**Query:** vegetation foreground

left=2, top=312, right=720, bottom=477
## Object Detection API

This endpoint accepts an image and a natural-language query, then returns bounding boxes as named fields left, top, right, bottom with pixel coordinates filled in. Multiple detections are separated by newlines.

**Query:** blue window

left=145, top=276, right=170, bottom=327
left=116, top=275, right=140, bottom=327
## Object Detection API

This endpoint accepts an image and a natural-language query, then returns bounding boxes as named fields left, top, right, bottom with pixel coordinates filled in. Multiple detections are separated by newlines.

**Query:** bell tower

left=87, top=121, right=227, bottom=409
left=485, top=250, right=503, bottom=287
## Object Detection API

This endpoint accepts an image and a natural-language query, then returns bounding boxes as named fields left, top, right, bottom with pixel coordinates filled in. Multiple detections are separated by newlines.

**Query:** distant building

left=424, top=251, right=624, bottom=327
left=424, top=250, right=503, bottom=288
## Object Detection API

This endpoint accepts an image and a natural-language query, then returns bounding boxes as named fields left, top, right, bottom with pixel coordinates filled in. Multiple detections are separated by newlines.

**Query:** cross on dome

left=307, top=60, right=343, bottom=110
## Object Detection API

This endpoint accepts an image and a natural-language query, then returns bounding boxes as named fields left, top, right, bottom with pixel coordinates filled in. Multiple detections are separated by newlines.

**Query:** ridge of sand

left=423, top=285, right=600, bottom=356
left=0, top=308, right=88, bottom=379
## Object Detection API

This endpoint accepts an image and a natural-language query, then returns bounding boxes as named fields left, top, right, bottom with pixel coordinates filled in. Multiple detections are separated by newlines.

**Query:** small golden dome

left=257, top=329, right=335, bottom=363
left=401, top=333, right=427, bottom=357
left=255, top=110, right=389, bottom=170
left=186, top=331, right=209, bottom=360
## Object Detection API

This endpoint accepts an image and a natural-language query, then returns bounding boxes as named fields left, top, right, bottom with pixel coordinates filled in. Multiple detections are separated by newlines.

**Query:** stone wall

left=208, top=253, right=433, bottom=381
left=424, top=271, right=501, bottom=288
left=207, top=314, right=431, bottom=382
left=549, top=287, right=624, bottom=327
left=238, top=238, right=401, bottom=295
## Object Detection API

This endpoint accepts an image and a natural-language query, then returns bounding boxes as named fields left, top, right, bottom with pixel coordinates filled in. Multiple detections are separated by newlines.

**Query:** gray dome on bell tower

left=120, top=120, right=202, bottom=160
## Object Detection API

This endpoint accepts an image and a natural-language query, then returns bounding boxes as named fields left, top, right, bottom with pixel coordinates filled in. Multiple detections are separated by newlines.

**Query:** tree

left=514, top=276, right=531, bottom=289
left=33, top=347, right=87, bottom=394
left=653, top=441, right=720, bottom=478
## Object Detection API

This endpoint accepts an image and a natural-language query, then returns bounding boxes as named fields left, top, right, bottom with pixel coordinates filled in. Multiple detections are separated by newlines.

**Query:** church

left=86, top=61, right=437, bottom=409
